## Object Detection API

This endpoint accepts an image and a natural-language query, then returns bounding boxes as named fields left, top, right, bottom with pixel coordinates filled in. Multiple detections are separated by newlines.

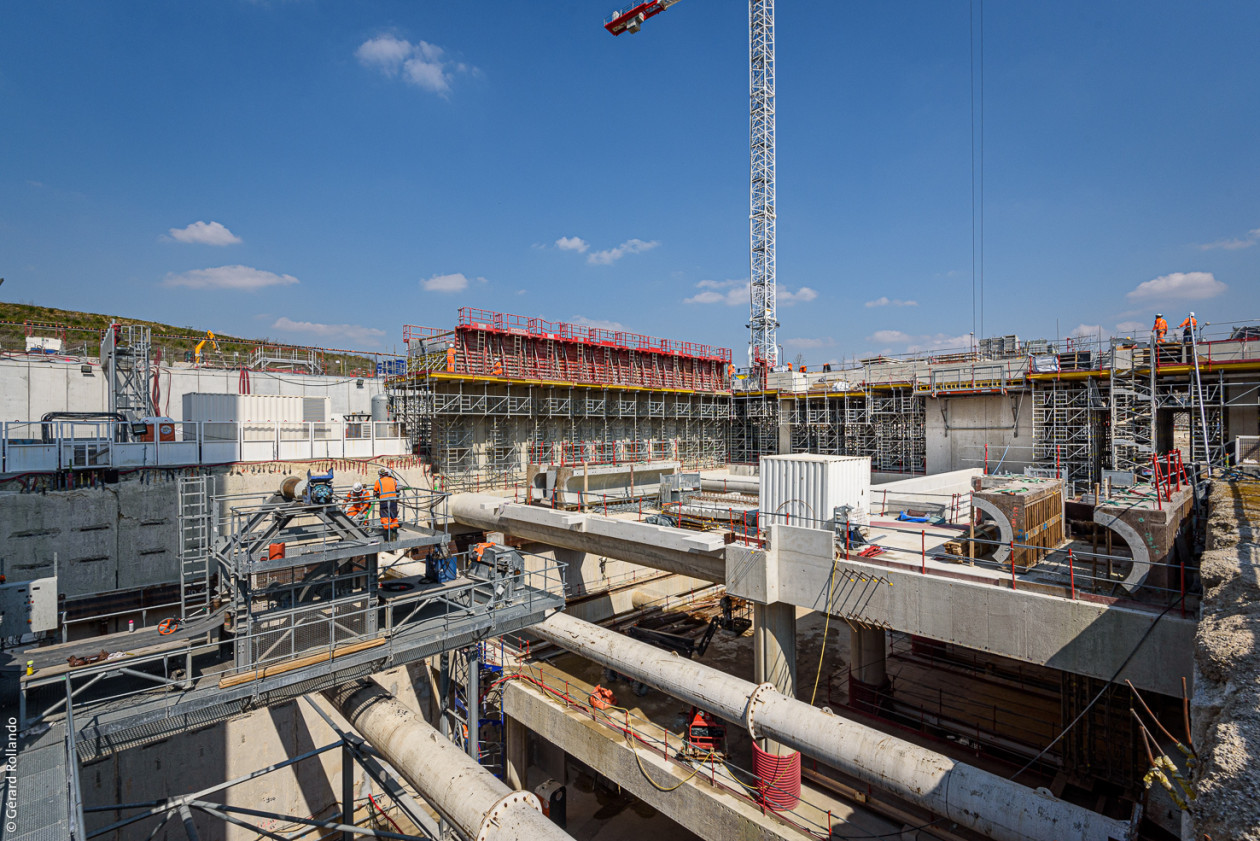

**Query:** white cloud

left=869, top=329, right=912, bottom=344
left=356, top=34, right=474, bottom=96
left=780, top=286, right=819, bottom=305
left=570, top=316, right=626, bottom=331
left=555, top=236, right=589, bottom=253
left=1115, top=320, right=1146, bottom=334
left=168, top=221, right=242, bottom=246
left=866, top=330, right=971, bottom=353
left=162, top=265, right=298, bottom=291
left=864, top=296, right=917, bottom=308
left=1198, top=227, right=1260, bottom=251
left=684, top=279, right=817, bottom=307
left=1127, top=271, right=1226, bottom=301
left=587, top=238, right=658, bottom=266
left=271, top=317, right=386, bottom=347
left=422, top=272, right=482, bottom=293
left=1068, top=323, right=1101, bottom=339
left=784, top=337, right=834, bottom=349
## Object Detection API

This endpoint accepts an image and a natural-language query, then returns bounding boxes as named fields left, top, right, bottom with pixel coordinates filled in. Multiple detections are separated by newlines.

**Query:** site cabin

left=604, top=2, right=669, bottom=35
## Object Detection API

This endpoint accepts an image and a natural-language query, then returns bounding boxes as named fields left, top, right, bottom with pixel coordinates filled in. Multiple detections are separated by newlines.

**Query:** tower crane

left=604, top=1, right=779, bottom=372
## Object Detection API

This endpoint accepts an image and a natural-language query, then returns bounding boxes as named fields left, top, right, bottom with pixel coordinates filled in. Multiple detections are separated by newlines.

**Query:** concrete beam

left=450, top=493, right=727, bottom=582
left=743, top=524, right=1194, bottom=697
left=501, top=681, right=809, bottom=841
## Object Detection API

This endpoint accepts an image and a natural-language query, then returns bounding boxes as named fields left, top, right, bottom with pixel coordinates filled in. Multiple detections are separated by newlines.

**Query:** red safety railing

left=456, top=306, right=732, bottom=362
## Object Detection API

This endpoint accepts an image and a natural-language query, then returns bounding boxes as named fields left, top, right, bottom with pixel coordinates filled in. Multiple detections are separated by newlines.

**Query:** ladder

left=177, top=474, right=213, bottom=619
left=1187, top=328, right=1213, bottom=477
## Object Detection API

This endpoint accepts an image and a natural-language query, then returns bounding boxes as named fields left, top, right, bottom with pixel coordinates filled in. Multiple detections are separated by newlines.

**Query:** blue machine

left=304, top=468, right=336, bottom=506
left=425, top=550, right=457, bottom=584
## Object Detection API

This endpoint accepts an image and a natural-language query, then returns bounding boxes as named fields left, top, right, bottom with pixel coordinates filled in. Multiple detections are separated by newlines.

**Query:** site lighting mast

left=605, top=0, right=778, bottom=371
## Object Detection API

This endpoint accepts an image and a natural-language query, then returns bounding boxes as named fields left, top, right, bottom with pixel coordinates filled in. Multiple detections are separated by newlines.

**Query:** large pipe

left=450, top=493, right=726, bottom=582
left=532, top=613, right=1134, bottom=841
left=325, top=680, right=575, bottom=841
left=700, top=476, right=759, bottom=494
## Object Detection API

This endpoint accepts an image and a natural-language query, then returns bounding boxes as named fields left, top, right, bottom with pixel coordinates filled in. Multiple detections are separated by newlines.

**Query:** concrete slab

left=761, top=524, right=1195, bottom=696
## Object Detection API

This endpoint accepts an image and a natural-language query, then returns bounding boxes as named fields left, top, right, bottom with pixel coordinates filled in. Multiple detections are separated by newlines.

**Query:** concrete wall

left=0, top=480, right=178, bottom=596
left=0, top=459, right=436, bottom=599
left=0, top=356, right=383, bottom=423
left=925, top=393, right=1034, bottom=475
left=83, top=662, right=429, bottom=841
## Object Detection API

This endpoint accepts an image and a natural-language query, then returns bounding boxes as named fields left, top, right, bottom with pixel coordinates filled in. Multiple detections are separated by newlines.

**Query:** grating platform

left=5, top=730, right=79, bottom=841
left=16, top=576, right=565, bottom=762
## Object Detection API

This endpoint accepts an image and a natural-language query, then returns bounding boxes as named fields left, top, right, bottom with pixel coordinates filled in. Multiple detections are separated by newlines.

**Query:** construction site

left=4, top=3, right=1260, bottom=841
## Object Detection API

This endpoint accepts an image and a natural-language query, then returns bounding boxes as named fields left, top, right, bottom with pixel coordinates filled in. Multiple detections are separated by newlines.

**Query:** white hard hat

left=378, top=467, right=389, bottom=475
left=353, top=482, right=363, bottom=492
left=1156, top=313, right=1162, bottom=318
left=1190, top=311, right=1195, bottom=317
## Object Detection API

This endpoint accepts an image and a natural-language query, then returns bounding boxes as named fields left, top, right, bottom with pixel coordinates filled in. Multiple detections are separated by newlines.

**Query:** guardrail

left=1, top=419, right=410, bottom=473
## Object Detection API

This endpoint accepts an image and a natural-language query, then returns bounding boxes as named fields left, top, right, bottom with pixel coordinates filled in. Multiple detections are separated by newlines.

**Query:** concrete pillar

left=752, top=602, right=796, bottom=751
left=848, top=623, right=888, bottom=715
left=505, top=715, right=529, bottom=791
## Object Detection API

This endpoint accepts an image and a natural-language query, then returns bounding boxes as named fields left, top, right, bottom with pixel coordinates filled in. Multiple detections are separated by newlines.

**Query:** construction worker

left=1152, top=313, right=1168, bottom=342
left=344, top=481, right=370, bottom=523
left=374, top=468, right=400, bottom=540
left=445, top=345, right=456, bottom=373
left=1179, top=312, right=1197, bottom=344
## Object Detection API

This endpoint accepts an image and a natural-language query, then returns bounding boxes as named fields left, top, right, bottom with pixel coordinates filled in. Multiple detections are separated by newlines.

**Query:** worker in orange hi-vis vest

left=1179, top=312, right=1197, bottom=344
left=445, top=346, right=456, bottom=373
left=344, top=482, right=371, bottom=523
left=374, top=468, right=400, bottom=541
left=1152, top=313, right=1167, bottom=342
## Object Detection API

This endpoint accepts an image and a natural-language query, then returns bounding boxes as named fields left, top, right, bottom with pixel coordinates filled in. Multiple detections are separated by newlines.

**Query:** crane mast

left=748, top=0, right=776, bottom=369
left=605, top=0, right=778, bottom=370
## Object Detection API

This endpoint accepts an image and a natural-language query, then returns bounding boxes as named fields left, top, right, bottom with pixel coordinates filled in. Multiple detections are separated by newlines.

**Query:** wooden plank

left=217, top=637, right=385, bottom=689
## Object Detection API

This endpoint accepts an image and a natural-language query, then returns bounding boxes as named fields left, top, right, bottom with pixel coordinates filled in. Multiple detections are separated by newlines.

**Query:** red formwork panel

left=440, top=307, right=732, bottom=392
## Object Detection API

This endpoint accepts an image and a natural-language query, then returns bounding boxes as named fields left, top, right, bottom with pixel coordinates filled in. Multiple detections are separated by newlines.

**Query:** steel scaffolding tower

left=1109, top=340, right=1156, bottom=473
left=1032, top=380, right=1103, bottom=487
left=100, top=323, right=153, bottom=425
left=748, top=0, right=777, bottom=368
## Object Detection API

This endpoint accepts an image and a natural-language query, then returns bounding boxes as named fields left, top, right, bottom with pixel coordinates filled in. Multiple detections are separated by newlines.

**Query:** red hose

left=752, top=742, right=801, bottom=810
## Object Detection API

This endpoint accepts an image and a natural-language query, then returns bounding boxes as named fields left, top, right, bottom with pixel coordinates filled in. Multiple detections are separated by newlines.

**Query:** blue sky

left=2, top=1, right=1257, bottom=365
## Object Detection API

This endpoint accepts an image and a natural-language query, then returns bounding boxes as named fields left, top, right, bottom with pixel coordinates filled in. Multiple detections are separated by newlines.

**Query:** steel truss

left=82, top=697, right=436, bottom=841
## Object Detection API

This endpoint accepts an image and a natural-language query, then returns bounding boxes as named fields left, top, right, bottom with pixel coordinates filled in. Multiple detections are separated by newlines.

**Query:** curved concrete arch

left=970, top=496, right=1014, bottom=565
left=1092, top=511, right=1152, bottom=593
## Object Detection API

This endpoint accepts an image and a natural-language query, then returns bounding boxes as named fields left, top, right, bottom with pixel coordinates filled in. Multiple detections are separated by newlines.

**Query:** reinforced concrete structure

left=3, top=310, right=1258, bottom=841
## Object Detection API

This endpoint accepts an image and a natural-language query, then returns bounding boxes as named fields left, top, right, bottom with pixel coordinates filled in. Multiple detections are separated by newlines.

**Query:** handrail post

left=1068, top=548, right=1076, bottom=599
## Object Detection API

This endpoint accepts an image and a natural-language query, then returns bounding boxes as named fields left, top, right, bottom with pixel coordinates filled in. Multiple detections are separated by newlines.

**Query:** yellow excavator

left=193, top=330, right=219, bottom=365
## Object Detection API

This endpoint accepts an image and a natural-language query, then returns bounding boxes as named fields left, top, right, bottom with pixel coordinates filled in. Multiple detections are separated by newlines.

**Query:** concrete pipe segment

left=449, top=493, right=727, bottom=582
left=532, top=613, right=1135, bottom=841
left=325, top=680, right=575, bottom=841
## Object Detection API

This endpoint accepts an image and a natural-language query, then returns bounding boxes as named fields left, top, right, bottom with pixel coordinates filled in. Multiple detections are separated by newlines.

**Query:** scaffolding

left=729, top=391, right=779, bottom=465
left=1109, top=339, right=1155, bottom=473
left=100, top=323, right=153, bottom=425
left=393, top=311, right=734, bottom=491
left=1032, top=379, right=1104, bottom=487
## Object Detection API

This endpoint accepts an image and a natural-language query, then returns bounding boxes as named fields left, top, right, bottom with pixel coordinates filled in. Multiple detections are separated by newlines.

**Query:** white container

left=182, top=393, right=327, bottom=423
left=759, top=454, right=871, bottom=531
